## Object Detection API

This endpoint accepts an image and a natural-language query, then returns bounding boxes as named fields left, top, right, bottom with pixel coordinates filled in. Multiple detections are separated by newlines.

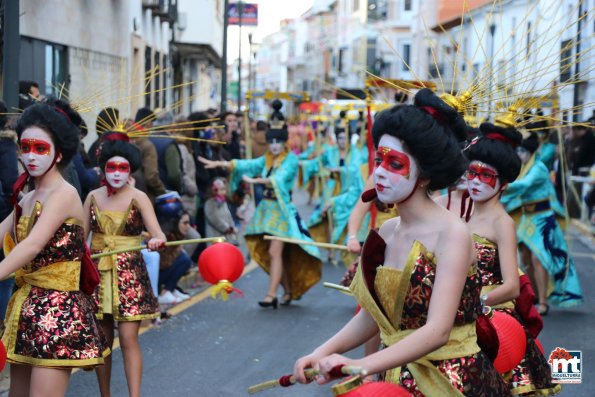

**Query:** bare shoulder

left=378, top=216, right=400, bottom=240
left=132, top=188, right=151, bottom=206
left=434, top=193, right=448, bottom=208
left=437, top=211, right=471, bottom=247
left=493, top=211, right=516, bottom=236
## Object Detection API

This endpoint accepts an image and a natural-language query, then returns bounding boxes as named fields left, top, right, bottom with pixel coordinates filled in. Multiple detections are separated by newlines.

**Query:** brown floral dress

left=89, top=197, right=158, bottom=321
left=2, top=202, right=106, bottom=367
left=350, top=230, right=511, bottom=397
left=474, top=234, right=561, bottom=396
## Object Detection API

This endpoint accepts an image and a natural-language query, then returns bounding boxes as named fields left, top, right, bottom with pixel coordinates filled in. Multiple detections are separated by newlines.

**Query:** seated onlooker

left=204, top=178, right=238, bottom=245
left=158, top=211, right=194, bottom=304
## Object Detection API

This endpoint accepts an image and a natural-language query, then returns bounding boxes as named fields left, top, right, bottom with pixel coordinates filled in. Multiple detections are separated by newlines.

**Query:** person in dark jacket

left=149, top=110, right=183, bottom=193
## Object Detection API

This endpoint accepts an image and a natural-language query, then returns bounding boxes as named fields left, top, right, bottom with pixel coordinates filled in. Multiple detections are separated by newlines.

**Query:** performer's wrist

left=348, top=235, right=358, bottom=241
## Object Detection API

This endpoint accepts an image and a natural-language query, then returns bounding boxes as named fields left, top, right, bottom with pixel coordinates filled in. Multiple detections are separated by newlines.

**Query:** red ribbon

left=101, top=178, right=118, bottom=197
left=484, top=132, right=518, bottom=147
left=420, top=106, right=447, bottom=124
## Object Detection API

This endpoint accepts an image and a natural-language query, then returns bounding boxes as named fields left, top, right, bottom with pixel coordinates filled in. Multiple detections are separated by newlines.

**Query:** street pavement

left=62, top=193, right=594, bottom=397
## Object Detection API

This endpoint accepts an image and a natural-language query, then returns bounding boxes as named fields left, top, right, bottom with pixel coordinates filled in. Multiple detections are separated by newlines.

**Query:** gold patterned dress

left=2, top=202, right=106, bottom=367
left=89, top=197, right=158, bottom=321
left=350, top=230, right=511, bottom=397
left=474, top=234, right=561, bottom=396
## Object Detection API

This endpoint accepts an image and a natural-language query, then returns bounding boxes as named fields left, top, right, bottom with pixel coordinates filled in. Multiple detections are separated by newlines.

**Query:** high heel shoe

left=258, top=295, right=278, bottom=309
left=280, top=292, right=292, bottom=306
left=536, top=303, right=549, bottom=316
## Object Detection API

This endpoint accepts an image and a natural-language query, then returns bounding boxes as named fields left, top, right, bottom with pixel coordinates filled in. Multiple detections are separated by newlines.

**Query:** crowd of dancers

left=0, top=76, right=590, bottom=397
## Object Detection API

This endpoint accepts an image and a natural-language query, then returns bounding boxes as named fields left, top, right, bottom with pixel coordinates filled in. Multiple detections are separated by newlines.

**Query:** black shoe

left=536, top=303, right=549, bottom=316
left=280, top=292, right=292, bottom=306
left=258, top=296, right=278, bottom=309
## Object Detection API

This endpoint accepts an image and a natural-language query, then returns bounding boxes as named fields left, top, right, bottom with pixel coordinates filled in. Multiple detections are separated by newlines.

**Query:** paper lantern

left=336, top=382, right=412, bottom=397
left=491, top=311, right=527, bottom=374
left=0, top=340, right=6, bottom=372
left=198, top=242, right=245, bottom=300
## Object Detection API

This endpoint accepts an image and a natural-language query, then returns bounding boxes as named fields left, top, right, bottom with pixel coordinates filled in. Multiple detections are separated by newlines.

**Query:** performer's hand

left=242, top=175, right=256, bottom=184
left=147, top=238, right=166, bottom=251
left=347, top=237, right=361, bottom=253
left=293, top=353, right=323, bottom=384
left=317, top=354, right=362, bottom=384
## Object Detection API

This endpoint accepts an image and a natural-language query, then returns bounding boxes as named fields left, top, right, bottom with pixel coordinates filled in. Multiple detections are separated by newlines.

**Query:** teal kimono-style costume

left=230, top=149, right=322, bottom=299
left=301, top=146, right=365, bottom=245
left=501, top=156, right=583, bottom=307
left=536, top=141, right=556, bottom=170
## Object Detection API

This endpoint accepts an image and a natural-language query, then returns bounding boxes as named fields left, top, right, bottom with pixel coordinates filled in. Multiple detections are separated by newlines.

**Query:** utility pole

left=2, top=0, right=20, bottom=111
left=220, top=0, right=229, bottom=112
left=237, top=1, right=244, bottom=111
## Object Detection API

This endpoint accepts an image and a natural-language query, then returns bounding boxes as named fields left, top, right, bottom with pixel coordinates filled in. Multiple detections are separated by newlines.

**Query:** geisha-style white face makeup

left=466, top=161, right=502, bottom=202
left=20, top=127, right=58, bottom=177
left=104, top=156, right=130, bottom=189
left=373, top=135, right=420, bottom=204
left=455, top=174, right=468, bottom=191
left=337, top=132, right=348, bottom=150
left=268, top=139, right=284, bottom=156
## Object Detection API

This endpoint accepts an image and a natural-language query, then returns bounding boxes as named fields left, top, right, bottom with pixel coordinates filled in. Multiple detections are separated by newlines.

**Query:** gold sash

left=350, top=240, right=480, bottom=397
left=2, top=260, right=81, bottom=355
left=91, top=234, right=141, bottom=271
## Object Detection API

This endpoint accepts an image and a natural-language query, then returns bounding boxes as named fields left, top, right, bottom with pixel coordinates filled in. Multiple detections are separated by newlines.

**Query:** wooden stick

left=263, top=235, right=348, bottom=251
left=323, top=282, right=353, bottom=295
left=90, top=237, right=225, bottom=259
left=248, top=365, right=367, bottom=394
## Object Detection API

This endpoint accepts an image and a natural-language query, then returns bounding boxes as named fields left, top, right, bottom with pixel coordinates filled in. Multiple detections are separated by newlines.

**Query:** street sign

left=229, top=3, right=258, bottom=26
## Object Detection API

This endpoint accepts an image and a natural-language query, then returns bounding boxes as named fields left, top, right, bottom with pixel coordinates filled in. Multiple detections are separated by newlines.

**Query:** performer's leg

left=9, top=363, right=31, bottom=397
left=96, top=316, right=115, bottom=397
left=532, top=254, right=550, bottom=314
left=264, top=240, right=284, bottom=302
left=29, top=367, right=71, bottom=397
left=519, top=244, right=537, bottom=298
left=119, top=320, right=142, bottom=397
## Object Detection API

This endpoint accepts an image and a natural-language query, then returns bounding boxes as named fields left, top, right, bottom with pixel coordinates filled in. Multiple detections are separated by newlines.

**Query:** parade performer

left=200, top=106, right=322, bottom=308
left=294, top=89, right=511, bottom=396
left=501, top=132, right=583, bottom=313
left=465, top=121, right=561, bottom=395
left=83, top=136, right=164, bottom=397
left=302, top=123, right=364, bottom=251
left=0, top=99, right=106, bottom=397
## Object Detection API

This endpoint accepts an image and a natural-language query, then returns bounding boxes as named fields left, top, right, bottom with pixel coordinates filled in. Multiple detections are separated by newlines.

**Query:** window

left=560, top=39, right=573, bottom=83
left=154, top=51, right=161, bottom=108
left=404, top=0, right=412, bottom=11
left=44, top=44, right=67, bottom=97
left=402, top=44, right=411, bottom=71
left=145, top=46, right=152, bottom=107
left=338, top=48, right=346, bottom=73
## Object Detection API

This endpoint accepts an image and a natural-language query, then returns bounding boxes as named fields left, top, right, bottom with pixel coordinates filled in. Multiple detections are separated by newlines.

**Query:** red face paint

left=466, top=163, right=499, bottom=188
left=105, top=161, right=130, bottom=173
left=375, top=146, right=411, bottom=179
left=20, top=139, right=52, bottom=155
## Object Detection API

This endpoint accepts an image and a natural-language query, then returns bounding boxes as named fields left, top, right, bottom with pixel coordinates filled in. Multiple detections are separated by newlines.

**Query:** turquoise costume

left=501, top=156, right=583, bottom=307
left=230, top=149, right=322, bottom=299
left=536, top=141, right=556, bottom=170
left=301, top=146, right=365, bottom=244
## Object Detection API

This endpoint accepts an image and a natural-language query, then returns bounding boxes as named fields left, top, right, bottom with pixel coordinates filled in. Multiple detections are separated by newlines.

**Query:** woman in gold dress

left=83, top=136, right=165, bottom=397
left=0, top=99, right=106, bottom=397
left=294, top=89, right=511, bottom=396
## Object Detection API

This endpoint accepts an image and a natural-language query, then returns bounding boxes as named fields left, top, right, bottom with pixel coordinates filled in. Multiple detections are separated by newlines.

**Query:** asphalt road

left=63, top=229, right=594, bottom=397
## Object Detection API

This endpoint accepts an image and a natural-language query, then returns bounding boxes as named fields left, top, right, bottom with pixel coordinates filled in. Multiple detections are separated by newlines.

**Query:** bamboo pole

left=90, top=237, right=225, bottom=259
left=263, top=235, right=348, bottom=251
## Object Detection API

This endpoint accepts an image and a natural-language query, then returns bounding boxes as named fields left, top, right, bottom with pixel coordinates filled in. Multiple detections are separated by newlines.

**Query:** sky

left=226, top=0, right=314, bottom=63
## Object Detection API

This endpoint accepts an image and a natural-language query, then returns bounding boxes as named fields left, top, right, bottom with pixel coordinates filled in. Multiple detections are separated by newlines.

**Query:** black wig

left=372, top=88, right=468, bottom=191
left=96, top=107, right=120, bottom=135
left=16, top=97, right=81, bottom=167
left=466, top=123, right=523, bottom=184
left=520, top=132, right=540, bottom=154
left=98, top=139, right=142, bottom=173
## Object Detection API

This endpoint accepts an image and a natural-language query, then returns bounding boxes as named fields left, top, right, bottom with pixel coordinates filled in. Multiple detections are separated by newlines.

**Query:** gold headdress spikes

left=494, top=106, right=519, bottom=129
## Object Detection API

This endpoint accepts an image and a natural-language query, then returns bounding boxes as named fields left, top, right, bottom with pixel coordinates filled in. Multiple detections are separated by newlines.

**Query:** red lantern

left=198, top=242, right=245, bottom=300
left=0, top=340, right=6, bottom=372
left=337, top=382, right=412, bottom=397
left=491, top=311, right=527, bottom=374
